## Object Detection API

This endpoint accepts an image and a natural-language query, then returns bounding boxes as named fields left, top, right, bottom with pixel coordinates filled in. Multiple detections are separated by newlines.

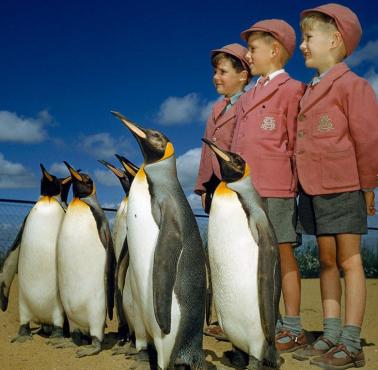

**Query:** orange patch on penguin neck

left=214, top=181, right=234, bottom=196
left=161, top=142, right=174, bottom=160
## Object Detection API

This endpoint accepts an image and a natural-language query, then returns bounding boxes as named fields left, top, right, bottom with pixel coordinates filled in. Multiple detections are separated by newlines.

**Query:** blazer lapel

left=241, top=73, right=290, bottom=116
left=214, top=105, right=236, bottom=128
left=299, top=63, right=350, bottom=114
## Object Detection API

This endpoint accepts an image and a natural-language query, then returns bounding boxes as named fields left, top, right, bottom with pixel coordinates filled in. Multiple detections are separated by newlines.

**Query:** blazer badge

left=261, top=116, right=276, bottom=130
left=318, top=115, right=334, bottom=132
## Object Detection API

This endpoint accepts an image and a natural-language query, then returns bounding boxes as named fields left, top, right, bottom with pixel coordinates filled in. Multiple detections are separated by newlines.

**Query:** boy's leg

left=310, top=234, right=366, bottom=369
left=275, top=243, right=306, bottom=352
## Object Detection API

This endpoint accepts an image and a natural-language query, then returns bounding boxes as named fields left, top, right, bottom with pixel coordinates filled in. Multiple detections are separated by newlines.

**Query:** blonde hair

left=301, top=12, right=347, bottom=59
left=249, top=31, right=290, bottom=65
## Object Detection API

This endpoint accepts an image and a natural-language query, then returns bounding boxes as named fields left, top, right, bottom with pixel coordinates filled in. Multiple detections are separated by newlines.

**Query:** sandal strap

left=315, top=336, right=335, bottom=349
left=330, top=344, right=359, bottom=364
left=276, top=329, right=301, bottom=342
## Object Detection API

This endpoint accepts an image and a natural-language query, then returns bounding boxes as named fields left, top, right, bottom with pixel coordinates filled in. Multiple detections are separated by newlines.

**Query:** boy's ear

left=331, top=31, right=344, bottom=49
left=271, top=41, right=281, bottom=58
left=239, top=70, right=249, bottom=82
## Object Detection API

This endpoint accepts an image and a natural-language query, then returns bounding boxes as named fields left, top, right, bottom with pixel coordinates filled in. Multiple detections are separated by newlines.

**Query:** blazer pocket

left=255, top=111, right=284, bottom=139
left=321, top=149, right=360, bottom=189
left=311, top=110, right=341, bottom=138
left=255, top=153, right=293, bottom=190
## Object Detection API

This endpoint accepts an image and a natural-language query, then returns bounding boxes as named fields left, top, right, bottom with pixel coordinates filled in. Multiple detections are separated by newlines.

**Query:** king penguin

left=203, top=139, right=281, bottom=370
left=56, top=162, right=115, bottom=358
left=98, top=157, right=138, bottom=344
left=0, top=169, right=72, bottom=315
left=112, top=111, right=207, bottom=370
left=3, top=164, right=70, bottom=343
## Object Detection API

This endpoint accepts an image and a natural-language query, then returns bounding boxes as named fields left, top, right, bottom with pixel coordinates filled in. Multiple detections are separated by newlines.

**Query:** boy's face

left=213, top=58, right=247, bottom=97
left=300, top=23, right=335, bottom=71
left=246, top=34, right=273, bottom=76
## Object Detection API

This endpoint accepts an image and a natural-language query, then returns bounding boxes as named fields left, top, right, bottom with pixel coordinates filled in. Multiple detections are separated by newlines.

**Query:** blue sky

left=1, top=0, right=378, bottom=212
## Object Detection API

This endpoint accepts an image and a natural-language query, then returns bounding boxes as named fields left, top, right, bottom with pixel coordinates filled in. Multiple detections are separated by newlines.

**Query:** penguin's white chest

left=127, top=172, right=181, bottom=368
left=18, top=198, right=65, bottom=322
left=208, top=187, right=265, bottom=358
left=113, top=197, right=128, bottom=261
left=57, top=199, right=106, bottom=328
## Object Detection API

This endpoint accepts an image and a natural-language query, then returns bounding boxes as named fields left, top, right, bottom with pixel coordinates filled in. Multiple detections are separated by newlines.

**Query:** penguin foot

left=75, top=337, right=101, bottom=358
left=126, top=349, right=150, bottom=362
left=47, top=337, right=73, bottom=347
left=11, top=324, right=32, bottom=343
left=112, top=341, right=135, bottom=356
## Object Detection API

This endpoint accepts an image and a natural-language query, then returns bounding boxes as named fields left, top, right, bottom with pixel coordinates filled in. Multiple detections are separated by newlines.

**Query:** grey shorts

left=262, top=197, right=301, bottom=245
left=297, top=190, right=367, bottom=236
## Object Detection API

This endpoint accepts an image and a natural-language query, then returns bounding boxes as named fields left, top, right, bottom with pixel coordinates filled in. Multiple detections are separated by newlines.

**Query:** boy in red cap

left=232, top=19, right=306, bottom=353
left=195, top=44, right=251, bottom=211
left=195, top=43, right=251, bottom=342
left=293, top=3, right=378, bottom=369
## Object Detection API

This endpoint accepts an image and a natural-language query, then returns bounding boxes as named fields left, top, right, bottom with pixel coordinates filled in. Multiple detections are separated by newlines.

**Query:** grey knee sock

left=314, top=318, right=341, bottom=350
left=339, top=325, right=362, bottom=353
left=282, top=315, right=302, bottom=336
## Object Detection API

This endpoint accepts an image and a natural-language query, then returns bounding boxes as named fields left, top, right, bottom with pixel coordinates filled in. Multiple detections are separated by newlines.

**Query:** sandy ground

left=0, top=278, right=377, bottom=370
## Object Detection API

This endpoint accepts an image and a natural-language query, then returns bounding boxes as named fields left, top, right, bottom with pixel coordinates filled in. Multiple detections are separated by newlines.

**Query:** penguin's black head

left=202, top=139, right=247, bottom=183
left=115, top=154, right=139, bottom=183
left=64, top=162, right=95, bottom=198
left=40, top=164, right=61, bottom=197
left=98, top=159, right=130, bottom=194
left=112, top=111, right=174, bottom=165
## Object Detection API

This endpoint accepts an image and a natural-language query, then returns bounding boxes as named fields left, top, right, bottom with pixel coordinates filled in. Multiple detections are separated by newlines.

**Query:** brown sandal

left=203, top=325, right=228, bottom=341
left=293, top=336, right=335, bottom=361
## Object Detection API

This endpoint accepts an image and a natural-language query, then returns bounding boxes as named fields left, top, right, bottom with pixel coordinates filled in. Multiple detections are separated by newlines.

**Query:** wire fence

left=1, top=198, right=377, bottom=277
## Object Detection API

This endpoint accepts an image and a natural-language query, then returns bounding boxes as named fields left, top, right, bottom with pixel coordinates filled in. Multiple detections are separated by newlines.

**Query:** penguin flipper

left=204, top=248, right=213, bottom=326
left=152, top=200, right=182, bottom=335
left=255, top=217, right=281, bottom=346
left=0, top=215, right=27, bottom=311
left=114, top=236, right=130, bottom=337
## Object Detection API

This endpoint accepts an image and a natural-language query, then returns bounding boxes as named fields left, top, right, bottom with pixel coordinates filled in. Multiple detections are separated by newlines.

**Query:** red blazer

left=295, top=63, right=378, bottom=195
left=195, top=99, right=238, bottom=194
left=231, top=73, right=305, bottom=197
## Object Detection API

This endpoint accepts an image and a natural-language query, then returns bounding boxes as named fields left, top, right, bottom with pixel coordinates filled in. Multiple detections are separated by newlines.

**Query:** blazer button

left=297, top=150, right=304, bottom=155
left=297, top=130, right=305, bottom=138
left=298, top=113, right=305, bottom=121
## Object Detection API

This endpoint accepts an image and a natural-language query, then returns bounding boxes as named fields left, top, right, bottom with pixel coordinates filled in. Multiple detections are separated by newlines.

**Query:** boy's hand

left=363, top=191, right=376, bottom=216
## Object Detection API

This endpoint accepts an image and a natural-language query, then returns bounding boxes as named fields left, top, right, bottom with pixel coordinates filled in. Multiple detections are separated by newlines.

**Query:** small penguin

left=56, top=162, right=115, bottom=357
left=202, top=138, right=281, bottom=370
left=4, top=164, right=70, bottom=343
left=0, top=170, right=72, bottom=315
left=98, top=157, right=138, bottom=344
left=112, top=111, right=207, bottom=370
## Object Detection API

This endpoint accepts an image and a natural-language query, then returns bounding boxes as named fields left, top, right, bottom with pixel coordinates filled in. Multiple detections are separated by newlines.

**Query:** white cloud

left=176, top=147, right=201, bottom=193
left=0, top=110, right=53, bottom=143
left=80, top=133, right=131, bottom=159
left=156, top=93, right=216, bottom=126
left=0, top=153, right=36, bottom=188
left=49, top=162, right=70, bottom=177
left=94, top=169, right=120, bottom=187
left=347, top=40, right=378, bottom=67
left=365, top=69, right=378, bottom=97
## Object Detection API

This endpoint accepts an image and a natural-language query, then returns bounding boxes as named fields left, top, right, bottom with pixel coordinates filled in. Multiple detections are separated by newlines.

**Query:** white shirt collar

left=255, top=69, right=285, bottom=86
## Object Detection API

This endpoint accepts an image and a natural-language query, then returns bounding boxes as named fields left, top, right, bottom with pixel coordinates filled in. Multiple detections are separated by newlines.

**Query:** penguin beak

left=202, top=138, right=231, bottom=162
left=98, top=160, right=125, bottom=178
left=111, top=111, right=147, bottom=139
left=115, top=154, right=139, bottom=177
left=40, top=163, right=54, bottom=182
left=61, top=175, right=72, bottom=185
left=63, top=161, right=83, bottom=182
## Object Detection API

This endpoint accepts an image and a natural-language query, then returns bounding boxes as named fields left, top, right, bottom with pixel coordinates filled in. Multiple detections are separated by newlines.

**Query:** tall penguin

left=203, top=139, right=281, bottom=370
left=98, top=157, right=138, bottom=344
left=0, top=170, right=72, bottom=315
left=112, top=111, right=207, bottom=370
left=5, top=165, right=69, bottom=343
left=56, top=162, right=115, bottom=357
